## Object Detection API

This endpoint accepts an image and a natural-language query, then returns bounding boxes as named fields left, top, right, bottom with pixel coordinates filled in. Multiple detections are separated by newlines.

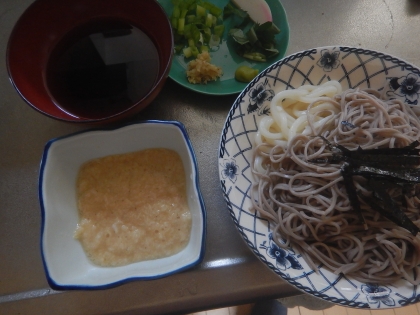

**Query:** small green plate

left=157, top=0, right=290, bottom=95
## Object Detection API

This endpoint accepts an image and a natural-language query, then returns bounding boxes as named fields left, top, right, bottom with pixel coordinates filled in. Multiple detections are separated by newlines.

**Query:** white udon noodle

left=251, top=81, right=420, bottom=285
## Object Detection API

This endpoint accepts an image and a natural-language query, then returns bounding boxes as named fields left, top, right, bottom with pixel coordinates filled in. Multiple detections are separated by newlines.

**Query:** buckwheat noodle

left=252, top=82, right=420, bottom=285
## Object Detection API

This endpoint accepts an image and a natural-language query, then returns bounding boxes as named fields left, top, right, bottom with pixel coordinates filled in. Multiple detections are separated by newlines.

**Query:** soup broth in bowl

left=46, top=19, right=160, bottom=119
left=7, top=0, right=173, bottom=123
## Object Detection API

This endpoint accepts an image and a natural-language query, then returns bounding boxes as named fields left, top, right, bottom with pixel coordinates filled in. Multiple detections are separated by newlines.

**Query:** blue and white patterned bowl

left=218, top=46, right=420, bottom=309
left=40, top=120, right=206, bottom=290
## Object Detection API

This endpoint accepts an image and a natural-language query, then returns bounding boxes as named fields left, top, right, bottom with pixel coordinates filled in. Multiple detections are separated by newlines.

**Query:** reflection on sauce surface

left=74, top=148, right=192, bottom=267
left=46, top=19, right=159, bottom=119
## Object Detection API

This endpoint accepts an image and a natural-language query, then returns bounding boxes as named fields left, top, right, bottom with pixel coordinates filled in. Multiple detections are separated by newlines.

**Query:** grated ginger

left=186, top=51, right=223, bottom=84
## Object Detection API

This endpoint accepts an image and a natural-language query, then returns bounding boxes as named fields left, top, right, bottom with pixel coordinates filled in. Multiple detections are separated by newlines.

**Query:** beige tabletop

left=1, top=0, right=420, bottom=314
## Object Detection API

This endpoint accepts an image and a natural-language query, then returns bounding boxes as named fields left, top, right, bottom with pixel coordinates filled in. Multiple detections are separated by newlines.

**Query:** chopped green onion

left=202, top=1, right=222, bottom=17
left=186, top=14, right=196, bottom=23
left=205, top=13, right=213, bottom=27
left=196, top=5, right=206, bottom=17
left=192, top=26, right=201, bottom=42
left=191, top=46, right=199, bottom=57
left=183, top=46, right=192, bottom=58
left=180, top=8, right=188, bottom=18
left=173, top=5, right=180, bottom=18
left=183, top=24, right=191, bottom=37
left=177, top=18, right=185, bottom=34
left=213, top=24, right=225, bottom=38
left=170, top=0, right=225, bottom=59
left=203, top=27, right=211, bottom=42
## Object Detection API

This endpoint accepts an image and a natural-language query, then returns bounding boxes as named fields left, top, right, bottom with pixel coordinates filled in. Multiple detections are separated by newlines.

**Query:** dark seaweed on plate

left=310, top=139, right=420, bottom=235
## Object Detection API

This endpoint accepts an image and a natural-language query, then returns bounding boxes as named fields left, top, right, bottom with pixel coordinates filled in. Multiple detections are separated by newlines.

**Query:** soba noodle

left=252, top=81, right=420, bottom=285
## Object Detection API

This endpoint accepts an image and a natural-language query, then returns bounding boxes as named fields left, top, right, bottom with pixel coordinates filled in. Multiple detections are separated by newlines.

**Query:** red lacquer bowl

left=7, top=0, right=173, bottom=124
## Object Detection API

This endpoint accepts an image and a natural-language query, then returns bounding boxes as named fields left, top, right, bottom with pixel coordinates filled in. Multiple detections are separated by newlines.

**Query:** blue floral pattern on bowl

left=247, top=78, right=275, bottom=115
left=317, top=48, right=341, bottom=72
left=218, top=46, right=420, bottom=310
left=220, top=158, right=240, bottom=184
left=260, top=234, right=303, bottom=271
left=388, top=73, right=420, bottom=105
left=361, top=284, right=395, bottom=308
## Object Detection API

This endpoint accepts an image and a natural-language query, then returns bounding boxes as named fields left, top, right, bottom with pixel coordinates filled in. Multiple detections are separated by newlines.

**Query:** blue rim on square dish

left=40, top=120, right=206, bottom=290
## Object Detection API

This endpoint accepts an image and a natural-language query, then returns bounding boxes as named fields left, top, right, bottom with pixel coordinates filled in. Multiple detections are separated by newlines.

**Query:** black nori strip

left=341, top=121, right=357, bottom=129
left=363, top=178, right=419, bottom=236
left=341, top=163, right=368, bottom=229
left=353, top=166, right=420, bottom=183
left=349, top=154, right=420, bottom=168
left=315, top=139, right=420, bottom=167
left=308, top=158, right=331, bottom=164
left=350, top=141, right=420, bottom=156
left=311, top=138, right=420, bottom=232
left=308, top=155, right=346, bottom=164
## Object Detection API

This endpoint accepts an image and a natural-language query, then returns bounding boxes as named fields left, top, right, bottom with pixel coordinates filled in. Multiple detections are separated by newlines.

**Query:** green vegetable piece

left=264, top=47, right=279, bottom=58
left=177, top=18, right=186, bottom=34
left=200, top=45, right=209, bottom=53
left=196, top=5, right=206, bottom=17
left=235, top=66, right=259, bottom=83
left=183, top=46, right=192, bottom=58
left=212, top=15, right=217, bottom=26
left=173, top=5, right=181, bottom=18
left=205, top=13, right=213, bottom=27
left=183, top=23, right=192, bottom=38
left=192, top=26, right=201, bottom=42
left=202, top=28, right=211, bottom=44
left=269, top=23, right=281, bottom=35
left=246, top=27, right=258, bottom=45
left=243, top=52, right=266, bottom=62
left=223, top=2, right=282, bottom=63
left=180, top=8, right=188, bottom=18
left=186, top=14, right=196, bottom=24
left=213, top=24, right=225, bottom=37
left=190, top=46, right=199, bottom=57
left=170, top=0, right=224, bottom=55
left=229, top=28, right=248, bottom=45
left=202, top=1, right=223, bottom=17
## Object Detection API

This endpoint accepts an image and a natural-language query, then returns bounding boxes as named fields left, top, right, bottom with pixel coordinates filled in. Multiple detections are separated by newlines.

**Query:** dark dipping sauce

left=46, top=19, right=159, bottom=119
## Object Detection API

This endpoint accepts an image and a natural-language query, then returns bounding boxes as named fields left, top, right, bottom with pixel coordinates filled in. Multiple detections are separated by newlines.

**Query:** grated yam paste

left=74, top=148, right=192, bottom=267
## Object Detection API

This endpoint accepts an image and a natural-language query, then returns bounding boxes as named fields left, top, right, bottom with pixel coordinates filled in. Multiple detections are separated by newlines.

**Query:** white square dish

left=39, top=120, right=206, bottom=289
